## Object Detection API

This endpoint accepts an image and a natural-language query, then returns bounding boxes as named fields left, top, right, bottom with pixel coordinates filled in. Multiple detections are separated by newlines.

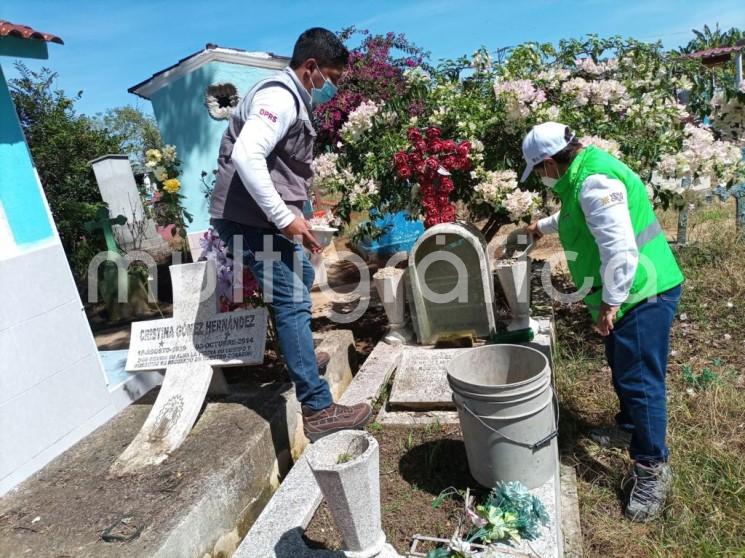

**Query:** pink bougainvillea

left=314, top=30, right=427, bottom=149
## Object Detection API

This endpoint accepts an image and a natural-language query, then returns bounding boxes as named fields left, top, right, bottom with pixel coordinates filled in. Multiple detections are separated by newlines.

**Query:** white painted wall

left=0, top=241, right=163, bottom=495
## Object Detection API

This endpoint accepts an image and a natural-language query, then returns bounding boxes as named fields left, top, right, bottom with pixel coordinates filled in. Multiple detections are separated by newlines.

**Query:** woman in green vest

left=522, top=122, right=684, bottom=522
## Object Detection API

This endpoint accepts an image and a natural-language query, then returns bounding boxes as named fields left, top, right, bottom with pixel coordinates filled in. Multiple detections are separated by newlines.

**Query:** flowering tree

left=315, top=33, right=744, bottom=243
left=314, top=28, right=428, bottom=149
left=488, top=37, right=744, bottom=209
left=313, top=45, right=540, bottom=241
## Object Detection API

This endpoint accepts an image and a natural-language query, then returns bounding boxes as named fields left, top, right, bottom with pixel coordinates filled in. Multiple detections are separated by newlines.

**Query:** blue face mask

left=310, top=67, right=338, bottom=107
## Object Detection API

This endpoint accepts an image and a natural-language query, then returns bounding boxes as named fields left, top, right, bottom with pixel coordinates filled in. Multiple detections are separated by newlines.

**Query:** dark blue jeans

left=603, top=283, right=682, bottom=464
left=212, top=219, right=333, bottom=411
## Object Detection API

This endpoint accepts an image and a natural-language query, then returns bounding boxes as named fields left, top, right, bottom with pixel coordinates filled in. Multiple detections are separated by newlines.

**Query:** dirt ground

left=303, top=424, right=482, bottom=554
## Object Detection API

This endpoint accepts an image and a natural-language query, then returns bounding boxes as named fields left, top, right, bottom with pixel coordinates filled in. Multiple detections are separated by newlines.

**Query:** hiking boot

left=622, top=461, right=672, bottom=522
left=589, top=426, right=633, bottom=449
left=302, top=402, right=373, bottom=442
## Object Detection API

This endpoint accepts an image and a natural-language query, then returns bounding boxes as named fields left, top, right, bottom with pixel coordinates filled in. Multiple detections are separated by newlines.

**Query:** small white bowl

left=310, top=226, right=338, bottom=248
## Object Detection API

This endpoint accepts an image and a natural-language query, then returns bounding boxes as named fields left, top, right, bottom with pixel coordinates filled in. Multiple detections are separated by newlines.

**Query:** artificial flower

left=163, top=178, right=181, bottom=193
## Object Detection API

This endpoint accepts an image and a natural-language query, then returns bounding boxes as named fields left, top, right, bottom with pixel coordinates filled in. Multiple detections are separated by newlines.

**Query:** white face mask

left=541, top=176, right=558, bottom=188
left=539, top=163, right=560, bottom=188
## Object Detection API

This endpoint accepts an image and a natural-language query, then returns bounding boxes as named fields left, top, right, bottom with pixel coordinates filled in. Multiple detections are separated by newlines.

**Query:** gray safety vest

left=209, top=68, right=316, bottom=230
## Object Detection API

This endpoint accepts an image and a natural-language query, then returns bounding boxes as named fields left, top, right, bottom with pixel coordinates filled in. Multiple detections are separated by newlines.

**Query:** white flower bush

left=503, top=189, right=541, bottom=221
left=311, top=152, right=378, bottom=211
left=493, top=79, right=546, bottom=123
left=574, top=57, right=619, bottom=76
left=579, top=135, right=622, bottom=157
left=710, top=90, right=745, bottom=146
left=560, top=77, right=629, bottom=110
left=652, top=123, right=744, bottom=197
left=340, top=100, right=381, bottom=143
left=473, top=170, right=518, bottom=204
left=403, top=66, right=431, bottom=85
left=472, top=169, right=539, bottom=221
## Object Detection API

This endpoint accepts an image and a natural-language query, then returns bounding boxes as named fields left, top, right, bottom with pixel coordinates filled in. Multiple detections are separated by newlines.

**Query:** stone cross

left=84, top=206, right=127, bottom=255
left=110, top=260, right=267, bottom=475
left=85, top=207, right=130, bottom=320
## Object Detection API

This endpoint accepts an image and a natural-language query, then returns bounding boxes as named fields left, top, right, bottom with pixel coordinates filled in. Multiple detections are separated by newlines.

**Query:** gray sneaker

left=622, top=461, right=672, bottom=522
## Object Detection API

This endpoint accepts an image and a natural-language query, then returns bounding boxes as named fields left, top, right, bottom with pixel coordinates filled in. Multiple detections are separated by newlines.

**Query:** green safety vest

left=552, top=146, right=684, bottom=322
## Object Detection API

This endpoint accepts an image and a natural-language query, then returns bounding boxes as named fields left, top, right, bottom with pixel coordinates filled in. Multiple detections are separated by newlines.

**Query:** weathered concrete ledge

left=0, top=382, right=299, bottom=558
left=0, top=330, right=356, bottom=558
left=314, top=330, right=357, bottom=402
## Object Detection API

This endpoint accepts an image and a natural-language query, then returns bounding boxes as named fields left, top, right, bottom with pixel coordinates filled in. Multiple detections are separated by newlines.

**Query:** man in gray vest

left=210, top=28, right=371, bottom=440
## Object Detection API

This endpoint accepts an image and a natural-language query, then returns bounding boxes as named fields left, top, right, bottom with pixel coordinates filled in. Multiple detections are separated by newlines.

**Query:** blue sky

left=2, top=0, right=744, bottom=116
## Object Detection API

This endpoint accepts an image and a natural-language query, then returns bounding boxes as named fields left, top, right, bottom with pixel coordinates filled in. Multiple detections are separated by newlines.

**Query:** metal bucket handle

left=459, top=388, right=560, bottom=451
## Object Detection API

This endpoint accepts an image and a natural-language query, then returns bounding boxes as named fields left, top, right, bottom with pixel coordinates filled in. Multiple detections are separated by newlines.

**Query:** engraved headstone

left=125, top=309, right=265, bottom=370
left=111, top=260, right=267, bottom=475
left=389, top=347, right=464, bottom=410
left=407, top=222, right=496, bottom=344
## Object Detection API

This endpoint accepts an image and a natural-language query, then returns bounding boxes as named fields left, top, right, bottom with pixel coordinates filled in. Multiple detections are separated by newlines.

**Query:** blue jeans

left=211, top=219, right=333, bottom=411
left=603, top=283, right=682, bottom=464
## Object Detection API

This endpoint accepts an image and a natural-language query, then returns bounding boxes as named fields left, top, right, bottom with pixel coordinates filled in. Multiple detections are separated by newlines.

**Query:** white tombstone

left=90, top=154, right=169, bottom=255
left=111, top=260, right=268, bottom=475
left=407, top=222, right=496, bottom=344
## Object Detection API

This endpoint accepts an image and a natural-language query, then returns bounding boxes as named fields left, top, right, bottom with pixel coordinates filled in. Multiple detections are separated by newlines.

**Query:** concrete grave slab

left=560, top=464, right=583, bottom=558
left=375, top=407, right=460, bottom=427
left=0, top=325, right=360, bottom=558
left=387, top=317, right=553, bottom=419
left=237, top=336, right=568, bottom=557
left=388, top=347, right=465, bottom=410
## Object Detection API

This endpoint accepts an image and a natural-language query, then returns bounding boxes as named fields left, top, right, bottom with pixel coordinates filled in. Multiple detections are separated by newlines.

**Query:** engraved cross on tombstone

left=110, top=260, right=267, bottom=475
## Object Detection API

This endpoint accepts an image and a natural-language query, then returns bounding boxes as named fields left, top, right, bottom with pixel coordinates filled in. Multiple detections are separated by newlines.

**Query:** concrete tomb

left=112, top=260, right=267, bottom=474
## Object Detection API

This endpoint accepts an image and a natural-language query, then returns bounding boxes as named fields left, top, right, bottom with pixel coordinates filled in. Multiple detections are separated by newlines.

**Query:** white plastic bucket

left=447, top=344, right=549, bottom=395
left=447, top=344, right=558, bottom=489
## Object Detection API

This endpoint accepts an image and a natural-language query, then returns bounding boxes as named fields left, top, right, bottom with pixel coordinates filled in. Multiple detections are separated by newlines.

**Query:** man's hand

left=525, top=221, right=543, bottom=240
left=594, top=303, right=620, bottom=336
left=281, top=217, right=322, bottom=253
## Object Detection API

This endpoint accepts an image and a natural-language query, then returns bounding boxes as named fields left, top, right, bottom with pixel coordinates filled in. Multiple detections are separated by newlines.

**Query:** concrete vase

left=306, top=431, right=388, bottom=558
left=495, top=257, right=536, bottom=332
left=373, top=269, right=413, bottom=345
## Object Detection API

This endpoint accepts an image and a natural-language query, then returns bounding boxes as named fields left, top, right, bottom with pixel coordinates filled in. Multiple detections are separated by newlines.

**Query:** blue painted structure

left=354, top=211, right=425, bottom=261
left=0, top=46, right=54, bottom=250
left=130, top=47, right=290, bottom=232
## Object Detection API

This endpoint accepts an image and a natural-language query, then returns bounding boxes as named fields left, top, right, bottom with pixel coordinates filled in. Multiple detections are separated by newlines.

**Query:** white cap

left=520, top=122, right=573, bottom=182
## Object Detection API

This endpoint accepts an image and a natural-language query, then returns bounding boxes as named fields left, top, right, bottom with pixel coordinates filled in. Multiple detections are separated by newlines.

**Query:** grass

left=336, top=453, right=353, bottom=464
left=553, top=207, right=745, bottom=557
